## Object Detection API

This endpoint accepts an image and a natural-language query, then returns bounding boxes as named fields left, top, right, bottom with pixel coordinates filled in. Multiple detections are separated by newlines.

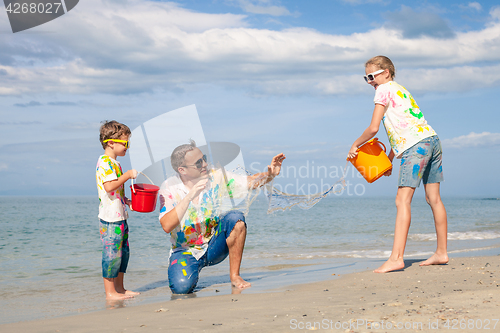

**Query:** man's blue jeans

left=167, top=210, right=246, bottom=294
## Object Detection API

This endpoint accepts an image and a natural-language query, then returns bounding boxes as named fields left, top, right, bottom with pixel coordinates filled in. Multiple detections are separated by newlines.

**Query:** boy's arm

left=103, top=169, right=137, bottom=193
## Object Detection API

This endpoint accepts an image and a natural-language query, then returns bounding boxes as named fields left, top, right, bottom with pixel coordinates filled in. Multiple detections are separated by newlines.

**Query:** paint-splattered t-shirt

left=158, top=170, right=247, bottom=260
left=96, top=155, right=128, bottom=222
left=374, top=81, right=437, bottom=158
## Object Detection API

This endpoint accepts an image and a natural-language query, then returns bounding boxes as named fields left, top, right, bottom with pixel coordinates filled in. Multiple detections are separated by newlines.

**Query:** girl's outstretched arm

left=347, top=104, right=385, bottom=159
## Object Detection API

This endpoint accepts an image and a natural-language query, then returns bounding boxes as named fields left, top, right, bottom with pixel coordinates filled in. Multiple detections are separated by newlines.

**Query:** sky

left=0, top=0, right=499, bottom=197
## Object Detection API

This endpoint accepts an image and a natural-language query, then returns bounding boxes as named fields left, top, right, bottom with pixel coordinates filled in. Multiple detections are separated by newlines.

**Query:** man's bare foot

left=106, top=292, right=133, bottom=300
left=374, top=258, right=405, bottom=273
left=118, top=289, right=140, bottom=296
left=419, top=253, right=449, bottom=266
left=231, top=275, right=251, bottom=289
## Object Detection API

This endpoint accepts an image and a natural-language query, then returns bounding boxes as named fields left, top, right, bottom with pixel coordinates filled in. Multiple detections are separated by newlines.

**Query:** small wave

left=246, top=249, right=434, bottom=260
left=409, top=231, right=500, bottom=241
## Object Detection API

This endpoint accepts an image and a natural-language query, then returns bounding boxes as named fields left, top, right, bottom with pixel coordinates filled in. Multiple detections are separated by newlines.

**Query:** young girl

left=348, top=55, right=448, bottom=273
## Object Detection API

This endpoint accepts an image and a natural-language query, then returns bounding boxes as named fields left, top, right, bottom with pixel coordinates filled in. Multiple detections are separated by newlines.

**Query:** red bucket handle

left=131, top=172, right=155, bottom=194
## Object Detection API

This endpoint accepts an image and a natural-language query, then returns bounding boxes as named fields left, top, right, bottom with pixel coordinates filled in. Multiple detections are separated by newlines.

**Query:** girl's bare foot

left=374, top=258, right=405, bottom=273
left=231, top=275, right=251, bottom=289
left=419, top=253, right=449, bottom=266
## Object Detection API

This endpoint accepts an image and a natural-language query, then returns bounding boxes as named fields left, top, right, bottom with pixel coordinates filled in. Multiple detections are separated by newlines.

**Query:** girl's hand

left=347, top=145, right=358, bottom=160
left=383, top=168, right=392, bottom=177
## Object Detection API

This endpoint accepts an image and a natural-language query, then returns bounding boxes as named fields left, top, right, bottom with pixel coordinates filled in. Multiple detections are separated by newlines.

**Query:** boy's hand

left=128, top=169, right=138, bottom=179
left=125, top=197, right=134, bottom=210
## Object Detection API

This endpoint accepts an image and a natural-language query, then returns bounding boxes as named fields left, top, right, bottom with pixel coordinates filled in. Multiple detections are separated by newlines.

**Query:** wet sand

left=1, top=255, right=498, bottom=332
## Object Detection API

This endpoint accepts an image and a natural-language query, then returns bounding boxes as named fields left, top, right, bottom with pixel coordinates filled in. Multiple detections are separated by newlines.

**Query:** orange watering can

left=348, top=138, right=392, bottom=183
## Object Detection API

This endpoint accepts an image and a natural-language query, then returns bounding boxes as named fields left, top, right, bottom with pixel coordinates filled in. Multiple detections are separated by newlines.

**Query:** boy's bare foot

left=419, top=253, right=449, bottom=266
left=106, top=292, right=133, bottom=300
left=231, top=275, right=251, bottom=289
left=116, top=288, right=140, bottom=296
left=374, top=258, right=405, bottom=273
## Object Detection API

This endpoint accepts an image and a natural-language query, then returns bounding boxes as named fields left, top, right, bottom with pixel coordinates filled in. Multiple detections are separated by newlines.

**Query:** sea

left=0, top=195, right=499, bottom=324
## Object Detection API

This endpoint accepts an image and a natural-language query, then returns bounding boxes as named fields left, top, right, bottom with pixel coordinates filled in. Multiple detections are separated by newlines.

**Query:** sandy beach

left=1, top=255, right=498, bottom=333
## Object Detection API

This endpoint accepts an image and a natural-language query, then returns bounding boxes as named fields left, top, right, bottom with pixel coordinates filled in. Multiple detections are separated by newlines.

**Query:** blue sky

left=0, top=0, right=499, bottom=197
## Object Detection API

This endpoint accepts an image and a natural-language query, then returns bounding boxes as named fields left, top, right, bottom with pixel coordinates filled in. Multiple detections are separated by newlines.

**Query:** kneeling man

left=159, top=140, right=285, bottom=294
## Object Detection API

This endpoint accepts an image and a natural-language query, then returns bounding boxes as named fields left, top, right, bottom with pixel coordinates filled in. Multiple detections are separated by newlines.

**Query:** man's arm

left=159, top=178, right=208, bottom=233
left=247, top=153, right=286, bottom=189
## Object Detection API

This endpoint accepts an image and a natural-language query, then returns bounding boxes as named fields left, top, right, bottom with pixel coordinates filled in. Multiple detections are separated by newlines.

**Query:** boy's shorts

left=398, top=135, right=444, bottom=188
left=100, top=219, right=129, bottom=279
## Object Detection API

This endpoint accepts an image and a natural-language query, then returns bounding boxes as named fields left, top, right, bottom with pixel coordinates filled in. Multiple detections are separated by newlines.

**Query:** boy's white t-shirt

left=374, top=81, right=437, bottom=158
left=96, top=155, right=128, bottom=222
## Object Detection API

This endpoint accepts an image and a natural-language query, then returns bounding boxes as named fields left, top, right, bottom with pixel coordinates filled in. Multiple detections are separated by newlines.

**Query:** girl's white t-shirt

left=374, top=81, right=437, bottom=158
left=96, top=155, right=128, bottom=222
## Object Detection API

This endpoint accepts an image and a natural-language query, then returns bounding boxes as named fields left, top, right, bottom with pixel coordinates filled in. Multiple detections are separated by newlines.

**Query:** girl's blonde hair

left=365, top=55, right=396, bottom=79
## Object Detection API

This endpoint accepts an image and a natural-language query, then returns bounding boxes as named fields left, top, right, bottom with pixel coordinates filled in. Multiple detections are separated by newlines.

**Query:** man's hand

left=187, top=178, right=209, bottom=202
left=267, top=153, right=286, bottom=179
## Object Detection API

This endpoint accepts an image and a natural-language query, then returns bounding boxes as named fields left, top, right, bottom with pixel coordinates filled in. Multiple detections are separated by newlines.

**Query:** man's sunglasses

left=183, top=154, right=207, bottom=169
left=364, top=69, right=385, bottom=83
left=103, top=139, right=129, bottom=148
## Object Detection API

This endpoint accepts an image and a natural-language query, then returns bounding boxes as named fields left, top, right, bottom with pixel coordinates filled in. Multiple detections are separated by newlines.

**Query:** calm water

left=0, top=195, right=499, bottom=324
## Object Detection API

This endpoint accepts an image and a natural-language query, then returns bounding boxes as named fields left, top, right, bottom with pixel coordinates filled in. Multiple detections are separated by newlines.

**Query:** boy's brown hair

left=99, top=120, right=131, bottom=149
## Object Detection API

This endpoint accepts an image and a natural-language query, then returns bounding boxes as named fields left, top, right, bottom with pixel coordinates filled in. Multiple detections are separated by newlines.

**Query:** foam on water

left=409, top=231, right=500, bottom=241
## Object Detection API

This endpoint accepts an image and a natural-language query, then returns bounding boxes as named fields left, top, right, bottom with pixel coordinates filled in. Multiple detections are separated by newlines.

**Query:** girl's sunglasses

left=183, top=154, right=207, bottom=169
left=103, top=139, right=129, bottom=148
left=364, top=69, right=385, bottom=82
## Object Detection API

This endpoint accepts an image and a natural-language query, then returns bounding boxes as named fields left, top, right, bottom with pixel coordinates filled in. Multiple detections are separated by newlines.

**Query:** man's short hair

left=171, top=139, right=197, bottom=172
left=99, top=120, right=131, bottom=149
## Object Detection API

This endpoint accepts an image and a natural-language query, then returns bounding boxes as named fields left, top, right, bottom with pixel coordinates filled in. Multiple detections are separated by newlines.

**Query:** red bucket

left=130, top=182, right=160, bottom=213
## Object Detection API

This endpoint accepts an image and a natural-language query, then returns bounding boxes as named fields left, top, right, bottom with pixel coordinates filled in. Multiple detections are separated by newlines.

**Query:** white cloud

left=0, top=162, right=7, bottom=171
left=1, top=0, right=500, bottom=97
left=384, top=5, right=455, bottom=39
left=491, top=6, right=500, bottom=21
left=237, top=0, right=291, bottom=16
left=468, top=2, right=482, bottom=12
left=442, top=132, right=500, bottom=148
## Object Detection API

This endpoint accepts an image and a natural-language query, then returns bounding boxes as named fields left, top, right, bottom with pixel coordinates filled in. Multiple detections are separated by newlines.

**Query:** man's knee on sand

left=169, top=269, right=199, bottom=294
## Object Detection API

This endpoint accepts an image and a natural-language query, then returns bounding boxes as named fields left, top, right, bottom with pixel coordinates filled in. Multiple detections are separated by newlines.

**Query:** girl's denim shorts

left=398, top=135, right=444, bottom=188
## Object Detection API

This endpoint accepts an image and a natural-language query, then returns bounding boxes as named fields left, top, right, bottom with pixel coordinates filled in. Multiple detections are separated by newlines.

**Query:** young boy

left=96, top=120, right=139, bottom=300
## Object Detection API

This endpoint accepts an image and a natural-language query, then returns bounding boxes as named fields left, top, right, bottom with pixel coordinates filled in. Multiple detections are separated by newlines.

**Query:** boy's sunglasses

left=364, top=69, right=385, bottom=82
left=103, top=139, right=129, bottom=148
left=182, top=154, right=207, bottom=169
